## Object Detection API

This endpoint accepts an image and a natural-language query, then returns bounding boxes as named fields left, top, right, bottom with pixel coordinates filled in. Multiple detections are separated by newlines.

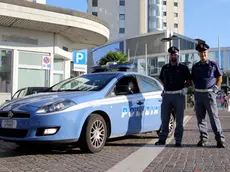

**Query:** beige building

left=88, top=0, right=184, bottom=41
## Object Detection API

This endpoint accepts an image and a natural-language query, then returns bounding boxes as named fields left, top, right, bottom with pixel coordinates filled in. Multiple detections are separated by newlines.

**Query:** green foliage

left=98, top=51, right=128, bottom=65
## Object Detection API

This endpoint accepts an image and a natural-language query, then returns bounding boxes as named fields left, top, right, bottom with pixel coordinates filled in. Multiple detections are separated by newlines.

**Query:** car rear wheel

left=79, top=114, right=107, bottom=153
left=157, top=113, right=175, bottom=138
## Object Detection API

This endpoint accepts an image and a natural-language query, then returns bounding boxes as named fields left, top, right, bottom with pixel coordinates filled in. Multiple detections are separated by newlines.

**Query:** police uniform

left=192, top=43, right=225, bottom=148
left=155, top=46, right=191, bottom=147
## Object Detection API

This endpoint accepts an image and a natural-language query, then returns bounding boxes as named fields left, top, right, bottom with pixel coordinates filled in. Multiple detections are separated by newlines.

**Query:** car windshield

left=48, top=73, right=117, bottom=92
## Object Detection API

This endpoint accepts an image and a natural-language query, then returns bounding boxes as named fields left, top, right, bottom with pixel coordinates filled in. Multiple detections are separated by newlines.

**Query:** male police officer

left=155, top=46, right=191, bottom=147
left=192, top=43, right=225, bottom=148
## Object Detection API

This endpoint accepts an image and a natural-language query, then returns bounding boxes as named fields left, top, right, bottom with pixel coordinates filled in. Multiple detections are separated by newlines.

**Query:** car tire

left=79, top=114, right=107, bottom=153
left=157, top=113, right=175, bottom=138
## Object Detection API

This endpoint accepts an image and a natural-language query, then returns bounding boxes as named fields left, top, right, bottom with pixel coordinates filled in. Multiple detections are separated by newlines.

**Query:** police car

left=0, top=63, right=174, bottom=153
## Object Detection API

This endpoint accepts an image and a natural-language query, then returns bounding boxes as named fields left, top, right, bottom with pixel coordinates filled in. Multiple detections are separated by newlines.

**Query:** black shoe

left=197, top=140, right=208, bottom=147
left=175, top=142, right=182, bottom=147
left=155, top=140, right=166, bottom=145
left=217, top=141, right=225, bottom=148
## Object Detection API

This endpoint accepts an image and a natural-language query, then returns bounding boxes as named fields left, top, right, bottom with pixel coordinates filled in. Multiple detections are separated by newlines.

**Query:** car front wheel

left=79, top=114, right=107, bottom=153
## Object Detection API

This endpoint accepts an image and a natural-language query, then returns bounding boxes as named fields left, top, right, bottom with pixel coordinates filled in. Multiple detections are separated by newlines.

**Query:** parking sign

left=73, top=52, right=86, bottom=65
left=73, top=51, right=87, bottom=72
left=42, top=56, right=51, bottom=70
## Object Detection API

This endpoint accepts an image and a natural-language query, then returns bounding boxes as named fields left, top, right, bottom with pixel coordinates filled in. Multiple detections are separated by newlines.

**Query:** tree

left=98, top=51, right=128, bottom=65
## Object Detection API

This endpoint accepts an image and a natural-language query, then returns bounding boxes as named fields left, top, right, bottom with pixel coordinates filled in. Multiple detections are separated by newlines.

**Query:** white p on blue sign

left=73, top=51, right=87, bottom=65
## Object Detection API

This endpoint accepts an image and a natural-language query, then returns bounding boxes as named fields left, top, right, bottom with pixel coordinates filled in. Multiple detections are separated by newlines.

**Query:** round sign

left=43, top=56, right=50, bottom=64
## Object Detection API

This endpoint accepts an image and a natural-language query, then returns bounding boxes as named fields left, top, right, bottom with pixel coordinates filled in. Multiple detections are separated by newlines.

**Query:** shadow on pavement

left=0, top=143, right=86, bottom=158
left=0, top=134, right=158, bottom=158
left=184, top=128, right=230, bottom=132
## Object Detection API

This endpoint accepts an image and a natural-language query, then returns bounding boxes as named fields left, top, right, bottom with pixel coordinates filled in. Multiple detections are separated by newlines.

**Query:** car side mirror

left=114, top=85, right=132, bottom=95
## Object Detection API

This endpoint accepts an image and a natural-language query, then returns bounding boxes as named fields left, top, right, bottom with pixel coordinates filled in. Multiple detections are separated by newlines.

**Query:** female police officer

left=155, top=46, right=191, bottom=147
left=192, top=43, right=225, bottom=148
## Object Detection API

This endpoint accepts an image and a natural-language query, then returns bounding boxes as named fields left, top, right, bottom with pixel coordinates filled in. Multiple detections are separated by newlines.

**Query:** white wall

left=0, top=26, right=53, bottom=53
left=0, top=26, right=73, bottom=99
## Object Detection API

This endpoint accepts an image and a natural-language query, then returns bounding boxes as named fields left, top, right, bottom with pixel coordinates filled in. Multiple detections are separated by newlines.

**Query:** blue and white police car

left=0, top=63, right=174, bottom=153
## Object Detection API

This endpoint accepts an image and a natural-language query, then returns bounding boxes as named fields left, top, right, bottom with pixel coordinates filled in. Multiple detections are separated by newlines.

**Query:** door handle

left=158, top=99, right=162, bottom=102
left=136, top=100, right=144, bottom=105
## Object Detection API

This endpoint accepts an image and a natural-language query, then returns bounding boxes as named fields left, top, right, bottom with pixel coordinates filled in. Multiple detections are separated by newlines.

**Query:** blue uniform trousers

left=159, top=93, right=185, bottom=143
left=194, top=91, right=225, bottom=142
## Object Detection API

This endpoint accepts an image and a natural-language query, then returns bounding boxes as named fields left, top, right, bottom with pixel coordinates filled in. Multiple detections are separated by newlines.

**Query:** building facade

left=87, top=0, right=184, bottom=41
left=89, top=30, right=230, bottom=90
left=0, top=0, right=109, bottom=104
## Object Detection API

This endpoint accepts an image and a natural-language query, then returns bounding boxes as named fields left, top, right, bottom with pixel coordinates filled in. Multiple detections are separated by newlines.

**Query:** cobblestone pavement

left=143, top=110, right=230, bottom=172
left=0, top=109, right=204, bottom=172
left=0, top=135, right=157, bottom=172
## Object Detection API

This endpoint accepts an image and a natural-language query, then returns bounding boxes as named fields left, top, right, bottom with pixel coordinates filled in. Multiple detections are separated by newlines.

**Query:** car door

left=106, top=75, right=146, bottom=137
left=136, top=75, right=163, bottom=132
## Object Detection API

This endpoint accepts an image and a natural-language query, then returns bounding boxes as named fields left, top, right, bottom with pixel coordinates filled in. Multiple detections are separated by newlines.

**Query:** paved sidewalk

left=143, top=110, right=230, bottom=172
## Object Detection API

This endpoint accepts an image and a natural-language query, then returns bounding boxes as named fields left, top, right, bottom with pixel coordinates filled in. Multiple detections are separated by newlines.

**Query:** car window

left=110, top=75, right=140, bottom=96
left=50, top=73, right=117, bottom=92
left=18, top=88, right=27, bottom=98
left=136, top=75, right=161, bottom=93
left=12, top=90, right=21, bottom=99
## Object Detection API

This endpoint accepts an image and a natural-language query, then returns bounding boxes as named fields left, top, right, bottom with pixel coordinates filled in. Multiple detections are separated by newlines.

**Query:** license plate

left=1, top=120, right=17, bottom=129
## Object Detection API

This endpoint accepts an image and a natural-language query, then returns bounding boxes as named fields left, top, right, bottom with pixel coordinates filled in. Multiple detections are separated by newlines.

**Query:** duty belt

left=164, top=90, right=182, bottom=94
left=195, top=89, right=213, bottom=92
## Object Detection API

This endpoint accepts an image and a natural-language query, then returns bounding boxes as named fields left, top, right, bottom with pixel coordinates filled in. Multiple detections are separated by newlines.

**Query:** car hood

left=0, top=91, right=102, bottom=112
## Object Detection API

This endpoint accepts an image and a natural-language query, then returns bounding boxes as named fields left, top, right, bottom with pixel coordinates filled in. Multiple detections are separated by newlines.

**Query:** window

left=119, top=28, right=125, bottom=33
left=111, top=76, right=140, bottom=96
left=18, top=51, right=50, bottom=89
left=174, top=23, right=178, bottom=28
left=137, top=76, right=161, bottom=93
left=174, top=13, right=178, bottom=17
left=0, top=49, right=12, bottom=93
left=50, top=73, right=117, bottom=92
left=163, top=12, right=166, bottom=16
left=92, top=12, right=98, bottom=16
left=18, top=68, right=49, bottom=89
left=174, top=2, right=178, bottom=6
left=119, top=14, right=125, bottom=20
left=53, top=59, right=64, bottom=85
left=53, top=73, right=63, bottom=85
left=163, top=22, right=167, bottom=27
left=12, top=90, right=20, bottom=99
left=18, top=88, right=27, bottom=98
left=92, top=0, right=98, bottom=7
left=120, top=0, right=125, bottom=6
left=163, top=1, right=166, bottom=5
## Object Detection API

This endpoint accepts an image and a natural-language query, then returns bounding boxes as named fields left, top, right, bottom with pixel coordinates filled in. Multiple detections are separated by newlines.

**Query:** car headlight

left=37, top=100, right=76, bottom=114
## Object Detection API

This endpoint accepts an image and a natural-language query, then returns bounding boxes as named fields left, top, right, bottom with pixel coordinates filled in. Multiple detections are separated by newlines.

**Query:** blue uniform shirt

left=159, top=63, right=191, bottom=91
left=191, top=60, right=222, bottom=89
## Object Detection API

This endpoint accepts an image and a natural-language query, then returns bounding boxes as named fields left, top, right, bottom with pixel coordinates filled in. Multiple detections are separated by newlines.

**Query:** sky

left=47, top=0, right=230, bottom=48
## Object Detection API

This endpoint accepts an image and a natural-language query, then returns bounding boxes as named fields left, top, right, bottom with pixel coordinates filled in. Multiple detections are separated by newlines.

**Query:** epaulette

left=210, top=61, right=216, bottom=65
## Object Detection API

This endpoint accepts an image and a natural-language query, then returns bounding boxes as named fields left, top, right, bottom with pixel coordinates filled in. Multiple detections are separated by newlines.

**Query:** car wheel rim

left=90, top=120, right=105, bottom=148
left=169, top=116, right=174, bottom=134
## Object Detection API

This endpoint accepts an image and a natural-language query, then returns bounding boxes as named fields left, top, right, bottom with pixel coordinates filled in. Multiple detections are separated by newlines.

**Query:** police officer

left=192, top=43, right=225, bottom=148
left=155, top=46, right=191, bottom=147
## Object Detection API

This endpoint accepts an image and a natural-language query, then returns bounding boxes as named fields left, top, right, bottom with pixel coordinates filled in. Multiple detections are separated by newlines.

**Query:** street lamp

left=161, top=34, right=181, bottom=63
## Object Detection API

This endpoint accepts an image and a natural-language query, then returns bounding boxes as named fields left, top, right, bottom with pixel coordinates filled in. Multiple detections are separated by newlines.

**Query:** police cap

left=196, top=43, right=210, bottom=52
left=168, top=46, right=179, bottom=54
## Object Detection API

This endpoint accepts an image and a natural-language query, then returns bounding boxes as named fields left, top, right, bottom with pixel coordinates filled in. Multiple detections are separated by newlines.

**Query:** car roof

left=84, top=72, right=159, bottom=81
left=86, top=71, right=141, bottom=76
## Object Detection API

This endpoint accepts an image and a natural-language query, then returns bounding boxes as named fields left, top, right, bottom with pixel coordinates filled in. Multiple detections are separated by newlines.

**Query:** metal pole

left=218, top=36, right=221, bottom=68
left=178, top=38, right=181, bottom=62
left=145, top=43, right=148, bottom=75
left=127, top=49, right=130, bottom=62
